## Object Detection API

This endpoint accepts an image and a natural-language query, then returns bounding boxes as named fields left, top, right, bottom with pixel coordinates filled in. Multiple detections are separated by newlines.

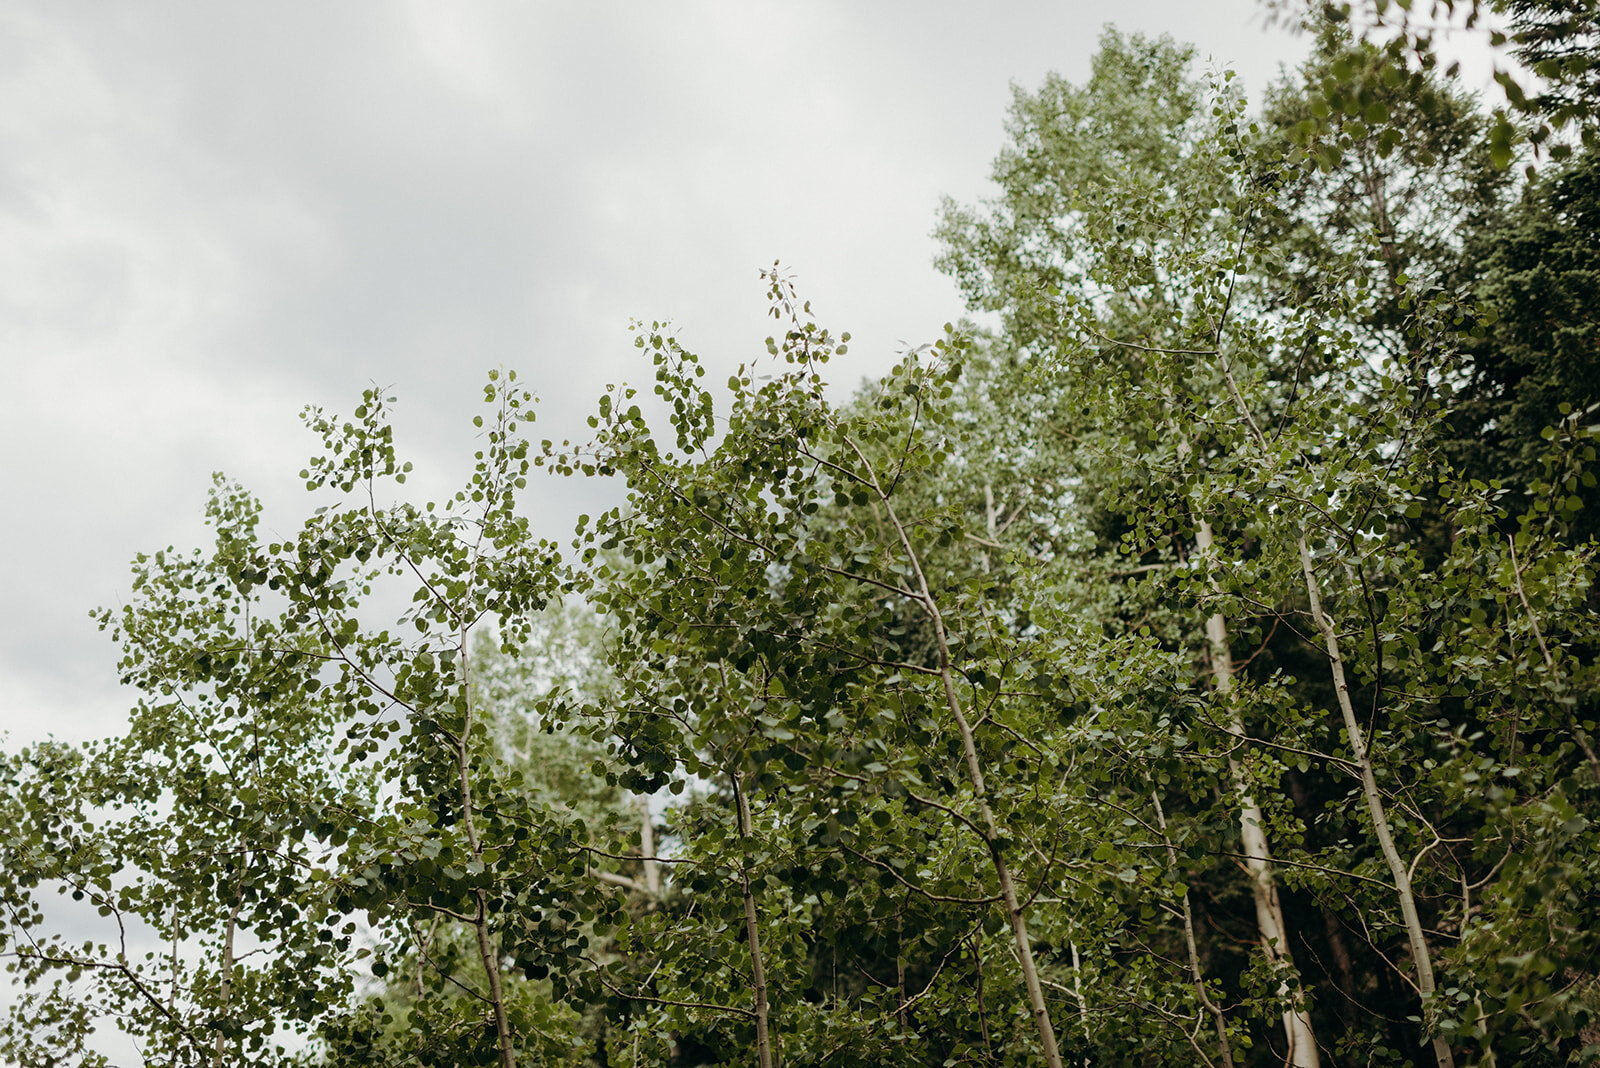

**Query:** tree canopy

left=4, top=12, right=1599, bottom=1068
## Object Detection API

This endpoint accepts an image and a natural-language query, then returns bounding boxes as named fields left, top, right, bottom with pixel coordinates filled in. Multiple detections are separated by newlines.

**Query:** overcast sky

left=3, top=2, right=1519, bottom=749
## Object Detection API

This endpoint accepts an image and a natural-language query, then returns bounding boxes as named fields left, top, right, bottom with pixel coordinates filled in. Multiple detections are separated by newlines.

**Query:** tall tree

left=1260, top=18, right=1510, bottom=354
left=550, top=293, right=1078, bottom=1066
left=938, top=31, right=1324, bottom=1065
left=939, top=23, right=1600, bottom=1065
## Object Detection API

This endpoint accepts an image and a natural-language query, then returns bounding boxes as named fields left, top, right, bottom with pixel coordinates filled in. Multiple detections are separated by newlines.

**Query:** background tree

left=1450, top=148, right=1600, bottom=541
left=1260, top=18, right=1510, bottom=354
left=1, top=376, right=630, bottom=1068
left=938, top=30, right=1331, bottom=1064
left=1265, top=0, right=1600, bottom=161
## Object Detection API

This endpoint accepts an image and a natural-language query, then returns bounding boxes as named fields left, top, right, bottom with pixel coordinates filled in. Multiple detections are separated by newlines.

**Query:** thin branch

left=837, top=843, right=1002, bottom=906
left=1086, top=325, right=1219, bottom=357
left=1211, top=851, right=1397, bottom=891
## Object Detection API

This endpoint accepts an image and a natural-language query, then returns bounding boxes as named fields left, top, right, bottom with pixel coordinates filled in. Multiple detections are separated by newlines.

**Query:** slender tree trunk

left=1208, top=345, right=1452, bottom=1068
left=896, top=910, right=908, bottom=1031
left=1196, top=521, right=1320, bottom=1067
left=1319, top=904, right=1359, bottom=1008
left=974, top=934, right=994, bottom=1055
left=1457, top=875, right=1499, bottom=1068
left=1153, top=792, right=1235, bottom=1068
left=849, top=439, right=1065, bottom=1068
left=1296, top=538, right=1453, bottom=1068
left=458, top=629, right=518, bottom=1068
left=1070, top=940, right=1088, bottom=1050
left=639, top=793, right=661, bottom=897
left=1357, top=144, right=1400, bottom=279
left=213, top=888, right=242, bottom=1067
left=1507, top=535, right=1600, bottom=780
left=979, top=479, right=997, bottom=571
left=732, top=772, right=774, bottom=1068
left=169, top=901, right=181, bottom=1018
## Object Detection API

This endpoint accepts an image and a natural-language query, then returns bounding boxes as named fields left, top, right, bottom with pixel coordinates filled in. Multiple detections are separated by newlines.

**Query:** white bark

left=849, top=437, right=1065, bottom=1068
left=732, top=772, right=774, bottom=1068
left=1196, top=520, right=1320, bottom=1068
left=1296, top=537, right=1453, bottom=1068
left=639, top=793, right=661, bottom=897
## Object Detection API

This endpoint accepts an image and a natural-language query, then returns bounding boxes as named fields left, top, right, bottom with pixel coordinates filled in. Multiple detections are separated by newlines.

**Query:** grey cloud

left=0, top=1, right=1313, bottom=750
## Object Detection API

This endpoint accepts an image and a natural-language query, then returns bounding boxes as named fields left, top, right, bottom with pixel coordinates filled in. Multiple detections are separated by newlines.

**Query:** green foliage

left=4, top=17, right=1600, bottom=1068
left=1451, top=149, right=1600, bottom=543
left=1261, top=19, right=1510, bottom=344
left=1268, top=0, right=1600, bottom=159
left=935, top=28, right=1219, bottom=360
left=937, top=21, right=1600, bottom=1065
left=0, top=377, right=628, bottom=1067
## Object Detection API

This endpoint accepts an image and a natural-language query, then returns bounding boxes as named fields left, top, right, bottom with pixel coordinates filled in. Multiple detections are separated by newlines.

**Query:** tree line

left=3, top=5, right=1598, bottom=1066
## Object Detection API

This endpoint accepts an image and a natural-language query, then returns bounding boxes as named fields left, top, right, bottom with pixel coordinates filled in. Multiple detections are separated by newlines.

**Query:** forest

left=2, top=3, right=1598, bottom=1066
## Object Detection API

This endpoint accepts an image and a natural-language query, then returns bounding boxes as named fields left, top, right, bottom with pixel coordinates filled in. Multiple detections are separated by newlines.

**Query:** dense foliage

left=3, top=12, right=1597, bottom=1068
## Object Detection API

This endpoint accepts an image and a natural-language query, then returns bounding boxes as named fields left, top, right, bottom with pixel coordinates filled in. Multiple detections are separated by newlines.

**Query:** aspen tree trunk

left=458, top=630, right=518, bottom=1068
left=1070, top=941, right=1088, bottom=1041
left=973, top=934, right=993, bottom=1053
left=979, top=480, right=997, bottom=571
left=731, top=772, right=774, bottom=1068
left=896, top=911, right=908, bottom=1032
left=1153, top=792, right=1235, bottom=1068
left=1069, top=940, right=1090, bottom=1067
left=213, top=890, right=242, bottom=1067
left=1195, top=520, right=1320, bottom=1067
left=1209, top=348, right=1452, bottom=1068
left=848, top=439, right=1065, bottom=1068
left=638, top=793, right=661, bottom=897
left=1295, top=540, right=1454, bottom=1068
